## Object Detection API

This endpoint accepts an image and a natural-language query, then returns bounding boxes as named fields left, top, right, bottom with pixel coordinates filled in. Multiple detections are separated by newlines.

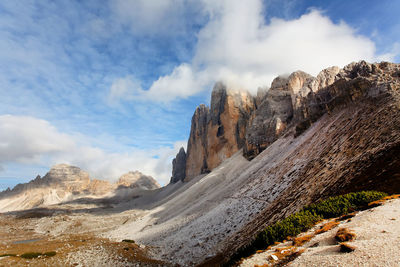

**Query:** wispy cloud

left=108, top=1, right=394, bottom=103
left=0, top=115, right=184, bottom=185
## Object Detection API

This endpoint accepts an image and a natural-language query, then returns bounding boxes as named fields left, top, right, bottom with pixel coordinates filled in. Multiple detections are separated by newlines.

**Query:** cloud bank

left=110, top=0, right=386, bottom=103
left=0, top=115, right=183, bottom=185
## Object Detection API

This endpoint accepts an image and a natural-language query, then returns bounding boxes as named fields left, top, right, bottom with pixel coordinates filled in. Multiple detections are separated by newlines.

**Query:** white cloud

left=107, top=76, right=143, bottom=105
left=110, top=0, right=390, bottom=102
left=111, top=0, right=194, bottom=36
left=0, top=115, right=184, bottom=185
left=0, top=115, right=74, bottom=164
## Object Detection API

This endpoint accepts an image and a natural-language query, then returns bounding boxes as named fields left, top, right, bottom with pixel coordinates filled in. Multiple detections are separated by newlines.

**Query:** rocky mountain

left=171, top=61, right=400, bottom=180
left=117, top=171, right=160, bottom=190
left=0, top=164, right=160, bottom=212
left=172, top=82, right=256, bottom=181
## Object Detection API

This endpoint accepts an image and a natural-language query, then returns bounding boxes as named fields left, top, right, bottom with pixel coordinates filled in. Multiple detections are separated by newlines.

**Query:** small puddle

left=12, top=238, right=42, bottom=244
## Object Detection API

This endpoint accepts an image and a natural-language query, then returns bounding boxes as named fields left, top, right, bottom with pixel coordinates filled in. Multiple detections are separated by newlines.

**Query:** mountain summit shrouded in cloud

left=0, top=0, right=399, bottom=186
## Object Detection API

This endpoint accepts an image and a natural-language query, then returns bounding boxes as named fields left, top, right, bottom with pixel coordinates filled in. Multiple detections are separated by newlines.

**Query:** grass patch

left=0, top=253, right=17, bottom=257
left=20, top=251, right=56, bottom=259
left=227, top=191, right=386, bottom=265
left=20, top=252, right=43, bottom=259
left=42, top=251, right=56, bottom=257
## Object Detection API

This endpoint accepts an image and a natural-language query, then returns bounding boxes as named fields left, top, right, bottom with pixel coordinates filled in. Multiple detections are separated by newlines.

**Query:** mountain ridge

left=0, top=164, right=160, bottom=212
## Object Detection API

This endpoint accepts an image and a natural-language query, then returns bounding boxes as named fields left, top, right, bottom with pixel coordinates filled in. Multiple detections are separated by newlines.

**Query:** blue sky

left=0, top=0, right=399, bottom=189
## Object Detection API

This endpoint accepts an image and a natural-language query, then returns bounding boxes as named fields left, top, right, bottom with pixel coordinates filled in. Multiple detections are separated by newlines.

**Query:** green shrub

left=227, top=191, right=386, bottom=265
left=43, top=251, right=56, bottom=257
left=303, top=191, right=387, bottom=218
left=20, top=252, right=42, bottom=259
left=0, top=254, right=17, bottom=257
left=19, top=251, right=56, bottom=259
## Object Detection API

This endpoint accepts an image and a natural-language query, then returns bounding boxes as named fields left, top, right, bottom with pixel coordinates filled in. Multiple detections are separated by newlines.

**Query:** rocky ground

left=240, top=197, right=400, bottom=267
left=0, top=204, right=166, bottom=267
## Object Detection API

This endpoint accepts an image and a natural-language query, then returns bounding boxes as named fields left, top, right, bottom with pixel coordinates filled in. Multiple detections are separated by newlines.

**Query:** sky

left=0, top=0, right=399, bottom=189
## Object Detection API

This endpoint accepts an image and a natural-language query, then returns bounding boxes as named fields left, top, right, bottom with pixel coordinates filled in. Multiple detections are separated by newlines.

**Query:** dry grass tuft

left=315, top=221, right=339, bottom=235
left=383, top=194, right=400, bottom=200
left=368, top=199, right=385, bottom=207
left=369, top=194, right=400, bottom=207
left=292, top=234, right=315, bottom=246
left=335, top=228, right=356, bottom=242
left=339, top=242, right=356, bottom=253
left=274, top=248, right=305, bottom=267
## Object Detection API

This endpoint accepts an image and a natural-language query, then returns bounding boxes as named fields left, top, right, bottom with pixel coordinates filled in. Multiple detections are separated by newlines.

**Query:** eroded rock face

left=42, top=164, right=91, bottom=192
left=170, top=147, right=186, bottom=183
left=243, top=61, right=400, bottom=159
left=184, top=82, right=256, bottom=180
left=185, top=104, right=209, bottom=179
left=179, top=61, right=400, bottom=180
left=117, top=171, right=160, bottom=190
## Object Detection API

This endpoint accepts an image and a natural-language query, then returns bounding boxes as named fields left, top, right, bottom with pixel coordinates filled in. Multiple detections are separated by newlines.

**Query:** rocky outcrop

left=170, top=147, right=186, bottom=183
left=243, top=61, right=400, bottom=159
left=117, top=171, right=160, bottom=190
left=178, top=61, right=400, bottom=180
left=184, top=82, right=256, bottom=180
left=185, top=104, right=210, bottom=179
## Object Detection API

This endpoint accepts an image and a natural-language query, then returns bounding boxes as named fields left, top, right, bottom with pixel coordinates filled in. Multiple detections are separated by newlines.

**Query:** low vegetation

left=335, top=228, right=356, bottom=242
left=227, top=191, right=386, bottom=265
left=292, top=234, right=314, bottom=246
left=314, top=221, right=339, bottom=234
left=0, top=253, right=17, bottom=257
left=20, top=251, right=56, bottom=259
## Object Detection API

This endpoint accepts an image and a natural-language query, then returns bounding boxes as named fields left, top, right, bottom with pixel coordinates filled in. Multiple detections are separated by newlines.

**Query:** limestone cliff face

left=184, top=82, right=256, bottom=180
left=174, top=61, right=400, bottom=181
left=170, top=147, right=186, bottom=183
left=243, top=62, right=397, bottom=159
left=185, top=104, right=209, bottom=179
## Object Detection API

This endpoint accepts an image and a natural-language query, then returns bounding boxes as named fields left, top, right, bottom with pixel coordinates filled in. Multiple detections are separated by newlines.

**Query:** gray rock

left=170, top=147, right=186, bottom=183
